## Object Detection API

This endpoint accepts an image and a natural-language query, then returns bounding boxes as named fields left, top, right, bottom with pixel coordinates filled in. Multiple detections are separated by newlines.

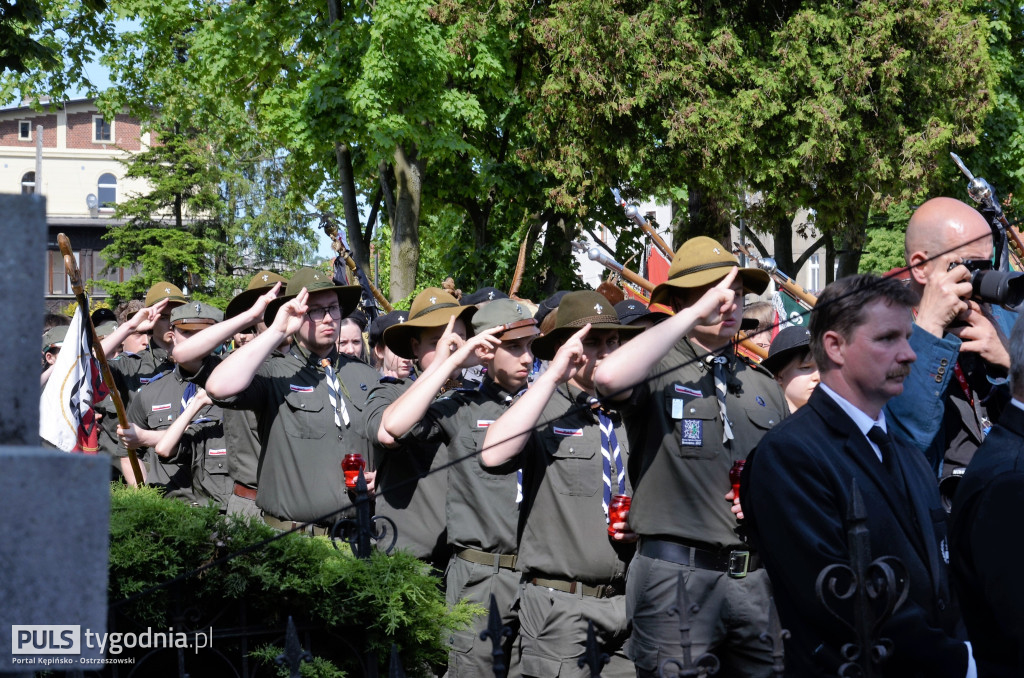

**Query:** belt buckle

left=728, top=550, right=750, bottom=578
left=595, top=584, right=615, bottom=599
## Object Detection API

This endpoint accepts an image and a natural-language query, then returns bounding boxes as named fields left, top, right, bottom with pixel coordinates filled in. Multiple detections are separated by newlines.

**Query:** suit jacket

left=745, top=387, right=967, bottom=678
left=949, top=403, right=1024, bottom=677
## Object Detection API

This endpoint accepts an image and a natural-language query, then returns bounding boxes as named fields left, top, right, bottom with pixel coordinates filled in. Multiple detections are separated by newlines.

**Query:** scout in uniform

left=103, top=282, right=187, bottom=481
left=206, top=268, right=379, bottom=533
left=594, top=239, right=788, bottom=678
left=121, top=302, right=225, bottom=505
left=367, top=310, right=412, bottom=379
left=482, top=291, right=643, bottom=678
left=363, top=288, right=477, bottom=571
left=380, top=299, right=537, bottom=678
left=172, top=271, right=289, bottom=519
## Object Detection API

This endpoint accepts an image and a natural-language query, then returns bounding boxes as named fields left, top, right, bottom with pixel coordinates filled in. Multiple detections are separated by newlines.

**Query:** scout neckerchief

left=180, top=381, right=198, bottom=413
left=586, top=394, right=625, bottom=523
left=320, top=358, right=351, bottom=428
left=705, top=354, right=735, bottom=443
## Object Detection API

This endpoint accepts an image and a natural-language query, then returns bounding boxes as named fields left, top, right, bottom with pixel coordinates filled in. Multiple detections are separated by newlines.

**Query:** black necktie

left=867, top=425, right=904, bottom=492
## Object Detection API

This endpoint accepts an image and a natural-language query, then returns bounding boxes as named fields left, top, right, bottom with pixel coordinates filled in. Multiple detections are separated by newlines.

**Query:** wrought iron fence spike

left=480, top=593, right=513, bottom=678
left=275, top=616, right=313, bottom=678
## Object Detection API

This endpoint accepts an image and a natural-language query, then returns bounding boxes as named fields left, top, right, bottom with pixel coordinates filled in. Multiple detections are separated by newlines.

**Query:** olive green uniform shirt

left=212, top=345, right=378, bottom=523
left=619, top=338, right=786, bottom=549
left=126, top=360, right=220, bottom=505
left=364, top=377, right=450, bottom=563
left=410, top=377, right=521, bottom=554
left=518, top=386, right=633, bottom=583
left=99, top=344, right=175, bottom=458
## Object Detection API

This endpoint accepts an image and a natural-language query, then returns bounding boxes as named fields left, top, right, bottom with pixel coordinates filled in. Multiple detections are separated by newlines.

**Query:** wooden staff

left=611, top=188, right=675, bottom=261
left=339, top=250, right=393, bottom=312
left=57, top=233, right=145, bottom=486
left=734, top=242, right=818, bottom=309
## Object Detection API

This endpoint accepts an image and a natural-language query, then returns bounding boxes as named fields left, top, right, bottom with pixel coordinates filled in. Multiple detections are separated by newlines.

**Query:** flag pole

left=57, top=233, right=145, bottom=486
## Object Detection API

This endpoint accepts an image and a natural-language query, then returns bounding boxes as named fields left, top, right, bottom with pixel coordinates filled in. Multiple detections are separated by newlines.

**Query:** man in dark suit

left=745, top=274, right=974, bottom=678
left=949, top=312, right=1024, bottom=677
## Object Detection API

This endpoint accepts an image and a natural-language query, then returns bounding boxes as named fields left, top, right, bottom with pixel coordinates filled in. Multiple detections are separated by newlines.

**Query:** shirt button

left=338, top=435, right=343, bottom=440
left=689, top=408, right=696, bottom=414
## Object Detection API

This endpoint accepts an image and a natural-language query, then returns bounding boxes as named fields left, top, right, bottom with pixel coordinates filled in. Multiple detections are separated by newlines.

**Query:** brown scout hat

left=649, top=236, right=770, bottom=307
left=143, top=281, right=188, bottom=309
left=263, top=267, right=362, bottom=326
left=225, top=270, right=289, bottom=320
left=383, top=287, right=477, bottom=360
left=531, top=291, right=643, bottom=360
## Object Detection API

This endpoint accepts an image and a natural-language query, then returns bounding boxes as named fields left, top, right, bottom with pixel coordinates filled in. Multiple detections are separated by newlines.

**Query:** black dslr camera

left=949, top=259, right=1024, bottom=307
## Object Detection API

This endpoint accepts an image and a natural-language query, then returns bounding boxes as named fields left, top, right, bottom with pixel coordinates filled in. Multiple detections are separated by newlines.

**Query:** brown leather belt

left=233, top=482, right=258, bottom=500
left=638, top=538, right=761, bottom=578
left=456, top=548, right=517, bottom=570
left=529, top=577, right=623, bottom=599
left=262, top=513, right=332, bottom=537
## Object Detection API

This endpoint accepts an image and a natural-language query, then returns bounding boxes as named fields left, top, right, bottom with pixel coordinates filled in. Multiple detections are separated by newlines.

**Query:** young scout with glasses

left=205, top=267, right=379, bottom=533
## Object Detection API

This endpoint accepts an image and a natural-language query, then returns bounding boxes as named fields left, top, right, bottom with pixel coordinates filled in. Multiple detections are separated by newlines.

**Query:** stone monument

left=0, top=195, right=110, bottom=674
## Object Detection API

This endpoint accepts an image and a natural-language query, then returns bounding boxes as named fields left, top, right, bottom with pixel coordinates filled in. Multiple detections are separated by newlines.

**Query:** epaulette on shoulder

left=112, top=351, right=138, bottom=361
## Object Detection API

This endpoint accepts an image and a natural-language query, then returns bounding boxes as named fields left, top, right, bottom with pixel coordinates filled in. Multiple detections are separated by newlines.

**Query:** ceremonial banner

left=40, top=309, right=109, bottom=452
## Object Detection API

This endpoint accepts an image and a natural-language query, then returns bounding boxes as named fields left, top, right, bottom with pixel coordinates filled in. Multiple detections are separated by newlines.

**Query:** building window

left=93, top=115, right=112, bottom=143
left=18, top=121, right=31, bottom=141
left=98, top=173, right=117, bottom=210
left=21, top=172, right=35, bottom=195
left=809, top=253, right=820, bottom=292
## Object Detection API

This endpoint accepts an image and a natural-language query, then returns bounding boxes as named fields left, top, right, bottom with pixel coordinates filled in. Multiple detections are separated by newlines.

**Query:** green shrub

left=109, top=484, right=475, bottom=675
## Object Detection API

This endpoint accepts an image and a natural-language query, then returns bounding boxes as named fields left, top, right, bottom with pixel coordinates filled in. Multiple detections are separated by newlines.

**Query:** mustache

left=886, top=365, right=912, bottom=380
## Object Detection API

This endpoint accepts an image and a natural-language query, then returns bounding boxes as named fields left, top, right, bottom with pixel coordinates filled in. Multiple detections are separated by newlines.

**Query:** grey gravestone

left=0, top=195, right=109, bottom=674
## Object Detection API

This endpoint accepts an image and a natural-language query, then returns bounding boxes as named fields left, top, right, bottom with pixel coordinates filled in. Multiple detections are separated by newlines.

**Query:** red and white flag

left=40, top=308, right=109, bottom=453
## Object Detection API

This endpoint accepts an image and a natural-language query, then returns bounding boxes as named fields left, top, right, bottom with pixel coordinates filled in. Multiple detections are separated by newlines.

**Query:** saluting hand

left=273, top=287, right=309, bottom=337
left=691, top=267, right=738, bottom=326
left=545, top=324, right=590, bottom=386
left=245, top=281, right=282, bottom=324
left=132, top=298, right=169, bottom=334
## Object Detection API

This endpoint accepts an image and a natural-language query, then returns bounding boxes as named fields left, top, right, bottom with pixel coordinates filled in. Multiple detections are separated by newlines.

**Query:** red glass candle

left=342, top=453, right=366, bottom=489
left=730, top=459, right=746, bottom=500
left=607, top=494, right=631, bottom=537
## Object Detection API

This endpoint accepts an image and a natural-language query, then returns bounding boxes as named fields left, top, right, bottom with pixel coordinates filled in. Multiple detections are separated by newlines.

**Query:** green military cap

left=225, top=270, right=289, bottom=320
left=264, top=267, right=362, bottom=325
left=649, top=236, right=770, bottom=307
left=143, top=281, right=188, bottom=308
left=471, top=298, right=539, bottom=341
left=170, top=301, right=224, bottom=330
left=95, top=320, right=119, bottom=339
left=42, top=325, right=69, bottom=352
left=383, top=287, right=477, bottom=360
left=531, top=290, right=642, bottom=360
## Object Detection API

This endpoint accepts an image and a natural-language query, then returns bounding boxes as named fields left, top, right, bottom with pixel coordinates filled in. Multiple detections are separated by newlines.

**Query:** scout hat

left=95, top=320, right=118, bottom=339
left=170, top=301, right=224, bottom=331
left=42, top=325, right=68, bottom=352
left=225, top=270, right=289, bottom=320
left=368, top=310, right=409, bottom=349
left=649, top=236, right=770, bottom=307
left=532, top=291, right=643, bottom=360
left=614, top=299, right=670, bottom=327
left=759, top=325, right=812, bottom=376
left=533, top=290, right=569, bottom=328
left=263, top=267, right=362, bottom=326
left=471, top=298, right=539, bottom=341
left=460, top=286, right=509, bottom=306
left=144, top=281, right=188, bottom=308
left=383, top=288, right=477, bottom=360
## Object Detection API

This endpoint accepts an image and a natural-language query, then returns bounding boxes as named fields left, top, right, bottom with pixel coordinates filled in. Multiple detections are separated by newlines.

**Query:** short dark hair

left=809, top=274, right=916, bottom=369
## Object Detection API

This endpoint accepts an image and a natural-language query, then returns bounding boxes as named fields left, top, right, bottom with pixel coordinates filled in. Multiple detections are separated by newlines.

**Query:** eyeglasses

left=306, top=305, right=342, bottom=322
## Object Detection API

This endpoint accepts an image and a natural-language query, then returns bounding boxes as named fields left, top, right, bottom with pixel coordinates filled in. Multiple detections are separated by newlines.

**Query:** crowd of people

left=39, top=196, right=1024, bottom=677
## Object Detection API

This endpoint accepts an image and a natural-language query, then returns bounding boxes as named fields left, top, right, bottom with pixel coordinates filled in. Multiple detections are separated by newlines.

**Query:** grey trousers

left=445, top=555, right=522, bottom=678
